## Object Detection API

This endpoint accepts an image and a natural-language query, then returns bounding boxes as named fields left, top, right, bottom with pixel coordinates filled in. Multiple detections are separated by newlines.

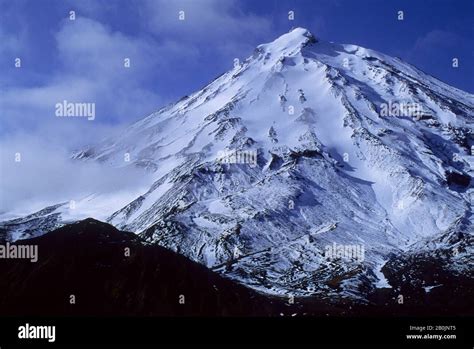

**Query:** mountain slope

left=2, top=28, right=473, bottom=300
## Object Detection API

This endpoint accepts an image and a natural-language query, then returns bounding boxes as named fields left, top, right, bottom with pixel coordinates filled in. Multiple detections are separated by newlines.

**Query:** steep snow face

left=3, top=28, right=473, bottom=299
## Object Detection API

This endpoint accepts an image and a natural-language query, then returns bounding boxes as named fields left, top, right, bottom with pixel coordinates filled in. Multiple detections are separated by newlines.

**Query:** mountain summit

left=2, top=28, right=473, bottom=300
left=260, top=27, right=318, bottom=50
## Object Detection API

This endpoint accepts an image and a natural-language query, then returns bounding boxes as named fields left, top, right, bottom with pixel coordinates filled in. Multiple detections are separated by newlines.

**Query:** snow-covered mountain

left=2, top=28, right=473, bottom=300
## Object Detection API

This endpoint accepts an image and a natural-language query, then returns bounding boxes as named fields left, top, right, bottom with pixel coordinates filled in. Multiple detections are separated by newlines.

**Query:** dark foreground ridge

left=0, top=218, right=276, bottom=316
left=0, top=218, right=472, bottom=316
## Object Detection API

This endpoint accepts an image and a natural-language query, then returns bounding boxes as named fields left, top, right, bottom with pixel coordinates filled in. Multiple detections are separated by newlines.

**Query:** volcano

left=2, top=28, right=473, bottom=302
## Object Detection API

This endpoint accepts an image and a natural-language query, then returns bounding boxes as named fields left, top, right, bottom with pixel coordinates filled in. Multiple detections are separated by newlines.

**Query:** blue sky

left=1, top=0, right=473, bottom=144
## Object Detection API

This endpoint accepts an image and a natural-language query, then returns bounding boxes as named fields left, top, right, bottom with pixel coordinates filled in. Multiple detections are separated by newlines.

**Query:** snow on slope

left=2, top=28, right=473, bottom=299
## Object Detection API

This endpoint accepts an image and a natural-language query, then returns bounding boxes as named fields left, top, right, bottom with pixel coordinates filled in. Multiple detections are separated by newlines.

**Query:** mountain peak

left=258, top=27, right=317, bottom=55
left=288, top=26, right=315, bottom=39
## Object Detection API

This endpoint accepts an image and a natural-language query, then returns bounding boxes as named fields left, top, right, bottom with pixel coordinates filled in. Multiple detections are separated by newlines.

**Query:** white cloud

left=0, top=133, right=154, bottom=215
left=0, top=16, right=164, bottom=214
left=1, top=17, right=167, bottom=133
left=141, top=0, right=272, bottom=56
